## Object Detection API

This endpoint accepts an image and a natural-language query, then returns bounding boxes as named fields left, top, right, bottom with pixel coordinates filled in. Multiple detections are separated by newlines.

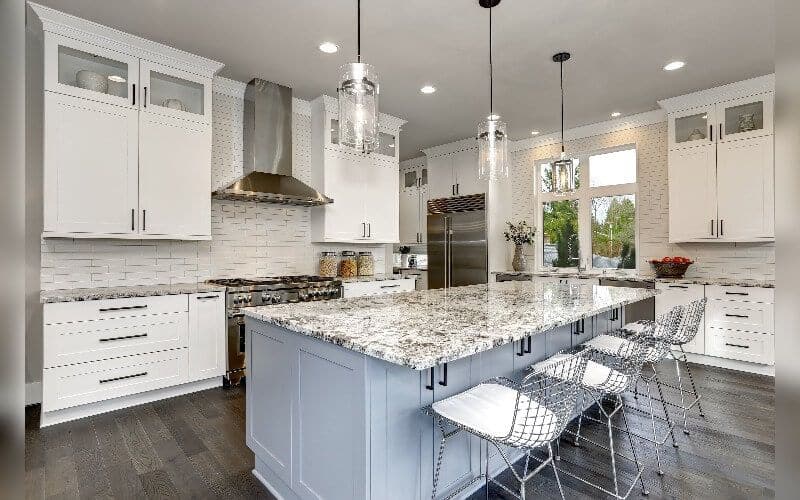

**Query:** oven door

left=226, top=312, right=247, bottom=385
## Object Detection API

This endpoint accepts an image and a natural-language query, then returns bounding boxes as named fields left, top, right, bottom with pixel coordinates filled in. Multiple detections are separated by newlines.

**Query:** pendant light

left=552, top=51, right=575, bottom=194
left=338, top=0, right=379, bottom=153
left=477, top=0, right=509, bottom=181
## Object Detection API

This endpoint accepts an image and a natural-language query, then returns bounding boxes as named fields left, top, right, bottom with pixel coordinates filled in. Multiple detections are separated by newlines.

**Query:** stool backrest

left=506, top=354, right=588, bottom=447
left=643, top=304, right=685, bottom=361
left=672, top=298, right=707, bottom=345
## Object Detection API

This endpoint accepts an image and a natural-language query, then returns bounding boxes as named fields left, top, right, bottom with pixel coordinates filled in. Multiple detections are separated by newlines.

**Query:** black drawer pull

left=380, top=284, right=400, bottom=289
left=724, top=343, right=749, bottom=349
left=196, top=295, right=220, bottom=300
left=725, top=314, right=749, bottom=318
left=99, top=333, right=148, bottom=343
left=99, top=305, right=148, bottom=312
left=99, top=371, right=148, bottom=384
left=439, top=363, right=448, bottom=386
left=668, top=285, right=689, bottom=289
left=426, top=367, right=434, bottom=390
left=517, top=339, right=525, bottom=356
left=725, top=291, right=749, bottom=296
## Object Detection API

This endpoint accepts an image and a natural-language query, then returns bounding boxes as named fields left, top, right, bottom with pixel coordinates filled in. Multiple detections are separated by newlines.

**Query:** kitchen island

left=242, top=281, right=657, bottom=500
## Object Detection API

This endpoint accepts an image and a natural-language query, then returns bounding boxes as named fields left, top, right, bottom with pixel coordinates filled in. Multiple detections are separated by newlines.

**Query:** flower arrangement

left=504, top=221, right=537, bottom=246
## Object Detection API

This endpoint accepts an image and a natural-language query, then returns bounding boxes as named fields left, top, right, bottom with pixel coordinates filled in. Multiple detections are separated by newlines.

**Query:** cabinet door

left=427, top=154, right=454, bottom=199
left=188, top=293, right=226, bottom=381
left=668, top=106, right=715, bottom=150
left=43, top=92, right=139, bottom=235
left=320, top=151, right=365, bottom=241
left=716, top=136, right=774, bottom=240
left=430, top=357, right=482, bottom=499
left=140, top=60, right=211, bottom=123
left=45, top=32, right=139, bottom=109
left=364, top=156, right=399, bottom=242
left=418, top=184, right=430, bottom=244
left=656, top=283, right=705, bottom=354
left=452, top=148, right=484, bottom=196
left=399, top=188, right=420, bottom=244
left=139, top=113, right=211, bottom=237
left=717, top=93, right=773, bottom=143
left=668, top=144, right=718, bottom=242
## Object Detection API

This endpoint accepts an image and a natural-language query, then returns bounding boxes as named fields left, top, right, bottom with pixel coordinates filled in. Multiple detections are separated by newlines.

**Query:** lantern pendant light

left=552, top=51, right=575, bottom=194
left=338, top=0, right=379, bottom=154
left=477, top=0, right=509, bottom=181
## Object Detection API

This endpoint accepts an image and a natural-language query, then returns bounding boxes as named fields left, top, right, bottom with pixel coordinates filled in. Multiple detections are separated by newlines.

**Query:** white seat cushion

left=431, top=383, right=557, bottom=448
left=622, top=320, right=653, bottom=335
left=533, top=353, right=629, bottom=394
left=585, top=334, right=662, bottom=363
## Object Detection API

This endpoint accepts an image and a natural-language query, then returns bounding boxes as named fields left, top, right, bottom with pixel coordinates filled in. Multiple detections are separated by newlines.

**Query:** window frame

left=535, top=143, right=639, bottom=273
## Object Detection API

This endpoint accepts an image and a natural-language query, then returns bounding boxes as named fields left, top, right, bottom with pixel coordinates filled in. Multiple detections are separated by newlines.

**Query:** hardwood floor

left=26, top=362, right=773, bottom=499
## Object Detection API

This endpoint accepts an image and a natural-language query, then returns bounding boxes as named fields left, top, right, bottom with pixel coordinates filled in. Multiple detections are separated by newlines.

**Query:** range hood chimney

left=212, top=78, right=332, bottom=206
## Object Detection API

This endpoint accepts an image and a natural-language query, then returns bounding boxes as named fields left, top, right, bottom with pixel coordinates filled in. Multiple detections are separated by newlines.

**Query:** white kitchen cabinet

left=716, top=135, right=774, bottom=240
left=341, top=278, right=416, bottom=298
left=31, top=3, right=221, bottom=240
left=399, top=188, right=419, bottom=244
left=660, top=79, right=775, bottom=243
left=427, top=154, right=455, bottom=199
left=398, top=159, right=430, bottom=244
left=363, top=155, right=400, bottom=242
left=427, top=148, right=485, bottom=200
left=43, top=92, right=139, bottom=235
left=668, top=144, right=718, bottom=242
left=188, top=292, right=226, bottom=382
left=655, top=282, right=705, bottom=354
left=138, top=112, right=212, bottom=237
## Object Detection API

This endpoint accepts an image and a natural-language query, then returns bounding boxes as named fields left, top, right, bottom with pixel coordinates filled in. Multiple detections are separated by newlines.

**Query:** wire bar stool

left=582, top=304, right=684, bottom=475
left=426, top=353, right=588, bottom=500
left=532, top=341, right=656, bottom=499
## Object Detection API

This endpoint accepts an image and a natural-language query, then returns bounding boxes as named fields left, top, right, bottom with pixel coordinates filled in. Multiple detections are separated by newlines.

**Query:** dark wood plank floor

left=26, top=362, right=773, bottom=499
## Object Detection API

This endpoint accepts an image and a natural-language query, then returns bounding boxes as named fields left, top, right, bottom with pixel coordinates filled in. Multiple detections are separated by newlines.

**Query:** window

left=537, top=145, right=637, bottom=271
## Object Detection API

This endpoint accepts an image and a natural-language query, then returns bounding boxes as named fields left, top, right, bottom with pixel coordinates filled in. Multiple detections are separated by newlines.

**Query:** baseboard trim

left=38, top=377, right=222, bottom=427
left=683, top=352, right=775, bottom=376
left=26, top=381, right=42, bottom=406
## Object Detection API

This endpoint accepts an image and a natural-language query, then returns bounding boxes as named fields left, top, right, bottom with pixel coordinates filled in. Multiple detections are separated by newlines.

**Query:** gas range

left=205, top=275, right=342, bottom=387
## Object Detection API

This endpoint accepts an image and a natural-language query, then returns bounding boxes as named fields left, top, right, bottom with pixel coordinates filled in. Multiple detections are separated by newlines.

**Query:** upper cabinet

left=29, top=3, right=223, bottom=240
left=423, top=144, right=485, bottom=200
left=399, top=158, right=429, bottom=244
left=659, top=75, right=775, bottom=243
left=309, top=96, right=406, bottom=243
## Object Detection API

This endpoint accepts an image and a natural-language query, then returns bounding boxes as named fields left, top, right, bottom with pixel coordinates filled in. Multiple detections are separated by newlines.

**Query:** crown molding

left=213, top=76, right=246, bottom=98
left=657, top=74, right=775, bottom=113
left=399, top=156, right=427, bottom=170
left=27, top=2, right=224, bottom=77
left=421, top=137, right=478, bottom=158
left=510, top=108, right=666, bottom=153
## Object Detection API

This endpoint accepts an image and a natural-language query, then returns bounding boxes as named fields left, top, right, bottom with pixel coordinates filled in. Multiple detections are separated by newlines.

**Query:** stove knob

left=272, top=295, right=282, bottom=304
left=246, top=296, right=252, bottom=303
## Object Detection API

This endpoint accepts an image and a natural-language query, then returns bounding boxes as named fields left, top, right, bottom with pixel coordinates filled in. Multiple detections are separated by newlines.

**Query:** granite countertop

left=243, top=281, right=658, bottom=370
left=493, top=271, right=775, bottom=288
left=40, top=282, right=226, bottom=304
left=340, top=273, right=417, bottom=283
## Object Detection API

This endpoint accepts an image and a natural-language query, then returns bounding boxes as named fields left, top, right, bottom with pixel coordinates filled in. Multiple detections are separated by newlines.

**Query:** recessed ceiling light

left=487, top=114, right=500, bottom=120
left=531, top=130, right=540, bottom=135
left=107, top=75, right=126, bottom=82
left=318, top=42, right=339, bottom=54
left=611, top=111, right=621, bottom=118
left=420, top=85, right=436, bottom=94
left=663, top=60, right=685, bottom=71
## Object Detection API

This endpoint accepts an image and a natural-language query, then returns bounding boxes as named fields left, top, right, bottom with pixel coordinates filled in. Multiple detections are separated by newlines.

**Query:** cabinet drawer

left=341, top=279, right=415, bottom=298
left=44, top=311, right=188, bottom=368
left=44, top=294, right=189, bottom=325
left=705, top=285, right=774, bottom=303
left=705, top=328, right=774, bottom=365
left=42, top=348, right=188, bottom=412
left=706, top=300, right=773, bottom=334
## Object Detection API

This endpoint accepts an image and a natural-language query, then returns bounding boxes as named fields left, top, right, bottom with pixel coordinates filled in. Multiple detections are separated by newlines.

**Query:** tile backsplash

left=40, top=82, right=388, bottom=291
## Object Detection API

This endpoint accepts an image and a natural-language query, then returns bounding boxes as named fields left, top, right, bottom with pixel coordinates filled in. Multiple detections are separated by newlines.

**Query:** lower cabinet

left=656, top=282, right=705, bottom=354
left=341, top=278, right=416, bottom=298
left=188, top=292, right=226, bottom=381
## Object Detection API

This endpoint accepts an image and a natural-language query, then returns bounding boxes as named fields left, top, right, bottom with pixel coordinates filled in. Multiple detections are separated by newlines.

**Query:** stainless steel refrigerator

left=427, top=194, right=488, bottom=289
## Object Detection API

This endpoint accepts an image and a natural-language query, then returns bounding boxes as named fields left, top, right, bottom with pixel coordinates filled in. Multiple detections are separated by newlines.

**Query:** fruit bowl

left=649, top=257, right=693, bottom=278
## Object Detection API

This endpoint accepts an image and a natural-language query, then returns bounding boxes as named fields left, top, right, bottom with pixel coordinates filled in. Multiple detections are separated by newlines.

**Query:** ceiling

left=38, top=0, right=775, bottom=160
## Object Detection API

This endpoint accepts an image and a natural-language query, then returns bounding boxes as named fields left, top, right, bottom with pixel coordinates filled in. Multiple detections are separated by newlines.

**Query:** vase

left=400, top=254, right=410, bottom=268
left=512, top=245, right=528, bottom=272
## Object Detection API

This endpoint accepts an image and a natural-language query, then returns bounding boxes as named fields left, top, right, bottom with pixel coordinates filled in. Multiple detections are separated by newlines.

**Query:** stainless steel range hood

left=212, top=78, right=332, bottom=206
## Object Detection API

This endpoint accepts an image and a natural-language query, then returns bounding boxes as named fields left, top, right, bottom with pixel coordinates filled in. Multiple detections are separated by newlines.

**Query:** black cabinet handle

left=99, top=371, right=148, bottom=384
left=380, top=284, right=400, bottom=289
left=525, top=335, right=532, bottom=354
left=452, top=184, right=455, bottom=196
left=196, top=295, right=220, bottom=300
left=143, top=86, right=147, bottom=107
left=425, top=367, right=434, bottom=390
left=668, top=285, right=689, bottom=289
left=719, top=123, right=723, bottom=140
left=725, top=343, right=749, bottom=349
left=709, top=124, right=713, bottom=142
left=143, top=209, right=147, bottom=231
left=725, top=313, right=749, bottom=318
left=132, top=83, right=136, bottom=106
left=517, top=339, right=525, bottom=356
left=725, top=291, right=749, bottom=296
left=131, top=208, right=135, bottom=231
left=99, top=305, right=147, bottom=312
left=438, top=363, right=448, bottom=386
left=456, top=183, right=459, bottom=195
left=99, top=333, right=147, bottom=343
left=711, top=219, right=715, bottom=236
left=367, top=223, right=371, bottom=238
left=720, top=219, right=724, bottom=236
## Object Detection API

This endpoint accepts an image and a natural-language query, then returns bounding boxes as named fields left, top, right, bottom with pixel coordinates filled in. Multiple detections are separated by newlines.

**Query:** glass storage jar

left=357, top=252, right=374, bottom=276
left=319, top=251, right=338, bottom=277
left=339, top=251, right=358, bottom=278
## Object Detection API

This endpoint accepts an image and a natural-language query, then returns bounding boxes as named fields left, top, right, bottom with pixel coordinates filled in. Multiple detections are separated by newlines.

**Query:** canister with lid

left=357, top=252, right=374, bottom=276
left=319, top=251, right=338, bottom=277
left=339, top=251, right=357, bottom=278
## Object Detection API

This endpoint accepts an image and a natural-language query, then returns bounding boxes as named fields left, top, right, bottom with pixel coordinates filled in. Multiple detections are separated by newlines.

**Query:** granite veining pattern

left=493, top=271, right=775, bottom=288
left=243, top=281, right=658, bottom=370
left=41, top=282, right=226, bottom=303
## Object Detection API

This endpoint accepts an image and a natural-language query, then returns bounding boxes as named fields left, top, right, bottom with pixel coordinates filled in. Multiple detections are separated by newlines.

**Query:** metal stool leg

left=679, top=346, right=705, bottom=418
left=432, top=419, right=447, bottom=499
left=549, top=442, right=566, bottom=500
left=620, top=395, right=650, bottom=496
left=674, top=356, right=691, bottom=435
left=653, top=367, right=678, bottom=448
left=605, top=408, right=620, bottom=498
left=484, top=440, right=490, bottom=500
left=645, top=375, right=664, bottom=475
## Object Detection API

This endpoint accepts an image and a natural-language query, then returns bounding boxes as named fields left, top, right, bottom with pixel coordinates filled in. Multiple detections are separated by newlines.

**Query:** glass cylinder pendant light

left=552, top=52, right=575, bottom=194
left=477, top=0, right=509, bottom=181
left=338, top=0, right=379, bottom=154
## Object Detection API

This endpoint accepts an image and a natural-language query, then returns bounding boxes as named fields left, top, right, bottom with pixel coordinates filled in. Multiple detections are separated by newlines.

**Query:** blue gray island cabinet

left=242, top=281, right=657, bottom=500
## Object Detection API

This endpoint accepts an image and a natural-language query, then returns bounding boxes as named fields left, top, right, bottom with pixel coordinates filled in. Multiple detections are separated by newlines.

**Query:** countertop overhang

left=243, top=281, right=658, bottom=370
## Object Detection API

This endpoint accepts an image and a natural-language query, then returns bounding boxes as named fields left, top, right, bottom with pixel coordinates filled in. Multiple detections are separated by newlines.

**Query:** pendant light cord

left=489, top=6, right=493, bottom=115
left=357, top=0, right=361, bottom=63
left=560, top=60, right=565, bottom=153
